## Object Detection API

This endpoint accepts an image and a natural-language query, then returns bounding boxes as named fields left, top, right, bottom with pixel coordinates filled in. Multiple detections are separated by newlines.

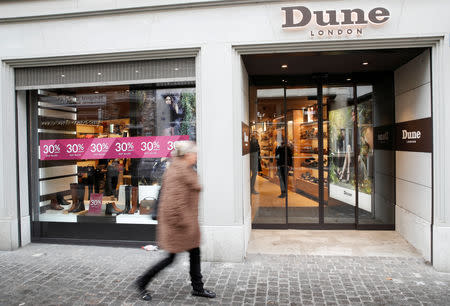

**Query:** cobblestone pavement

left=1, top=243, right=449, bottom=305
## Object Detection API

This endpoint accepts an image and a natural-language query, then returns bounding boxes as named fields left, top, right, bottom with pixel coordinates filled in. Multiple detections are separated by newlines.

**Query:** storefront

left=0, top=0, right=449, bottom=271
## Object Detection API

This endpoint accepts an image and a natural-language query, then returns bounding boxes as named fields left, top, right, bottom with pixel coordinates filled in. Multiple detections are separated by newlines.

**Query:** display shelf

left=300, top=121, right=319, bottom=126
left=300, top=166, right=329, bottom=171
left=295, top=177, right=329, bottom=201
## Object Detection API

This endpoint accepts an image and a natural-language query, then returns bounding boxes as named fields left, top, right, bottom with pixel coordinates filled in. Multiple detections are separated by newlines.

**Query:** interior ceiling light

left=135, top=70, right=139, bottom=73
left=346, top=78, right=352, bottom=81
left=281, top=64, right=288, bottom=69
left=174, top=67, right=179, bottom=71
left=61, top=74, right=65, bottom=78
left=94, top=91, right=99, bottom=94
left=362, top=62, right=369, bottom=66
left=97, top=72, right=102, bottom=76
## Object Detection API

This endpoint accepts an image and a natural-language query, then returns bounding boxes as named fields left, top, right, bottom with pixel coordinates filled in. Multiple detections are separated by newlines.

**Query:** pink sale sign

left=88, top=193, right=103, bottom=214
left=39, top=135, right=189, bottom=160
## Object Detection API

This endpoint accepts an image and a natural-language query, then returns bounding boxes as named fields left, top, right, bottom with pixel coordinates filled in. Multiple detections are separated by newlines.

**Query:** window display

left=34, top=85, right=196, bottom=224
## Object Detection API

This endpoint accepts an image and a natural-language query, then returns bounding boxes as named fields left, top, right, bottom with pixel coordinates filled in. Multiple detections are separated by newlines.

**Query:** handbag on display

left=138, top=185, right=161, bottom=218
left=139, top=197, right=156, bottom=215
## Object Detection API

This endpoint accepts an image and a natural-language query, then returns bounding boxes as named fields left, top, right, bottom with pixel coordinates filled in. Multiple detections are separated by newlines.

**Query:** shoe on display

left=105, top=202, right=122, bottom=215
left=68, top=183, right=78, bottom=212
left=105, top=203, right=113, bottom=215
left=56, top=192, right=70, bottom=206
left=191, top=288, right=216, bottom=298
left=71, top=201, right=85, bottom=213
left=50, top=199, right=64, bottom=210
left=129, top=187, right=138, bottom=214
left=123, top=185, right=131, bottom=214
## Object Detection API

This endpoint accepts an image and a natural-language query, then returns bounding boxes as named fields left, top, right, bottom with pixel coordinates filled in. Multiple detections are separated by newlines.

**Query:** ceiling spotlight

left=97, top=72, right=102, bottom=76
left=94, top=91, right=99, bottom=94
left=281, top=64, right=288, bottom=69
left=135, top=70, right=139, bottom=73
left=174, top=67, right=179, bottom=71
left=362, top=62, right=369, bottom=66
left=61, top=74, right=65, bottom=78
left=346, top=78, right=352, bottom=81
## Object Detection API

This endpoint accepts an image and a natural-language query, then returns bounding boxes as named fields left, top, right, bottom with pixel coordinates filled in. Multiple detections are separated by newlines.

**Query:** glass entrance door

left=250, top=85, right=321, bottom=226
left=323, top=85, right=356, bottom=224
left=250, top=79, right=387, bottom=228
left=250, top=87, right=287, bottom=225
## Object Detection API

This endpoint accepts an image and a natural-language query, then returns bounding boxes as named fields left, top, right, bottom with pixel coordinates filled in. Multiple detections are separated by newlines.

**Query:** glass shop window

left=35, top=84, right=196, bottom=224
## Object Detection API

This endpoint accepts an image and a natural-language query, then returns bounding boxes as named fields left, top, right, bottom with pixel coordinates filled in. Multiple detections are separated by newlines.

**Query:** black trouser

left=250, top=168, right=257, bottom=191
left=105, top=175, right=118, bottom=196
left=250, top=153, right=259, bottom=192
left=137, top=247, right=204, bottom=292
left=278, top=166, right=287, bottom=194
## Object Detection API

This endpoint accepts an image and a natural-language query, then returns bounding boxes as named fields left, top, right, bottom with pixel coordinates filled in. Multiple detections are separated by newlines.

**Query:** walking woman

left=135, top=141, right=216, bottom=301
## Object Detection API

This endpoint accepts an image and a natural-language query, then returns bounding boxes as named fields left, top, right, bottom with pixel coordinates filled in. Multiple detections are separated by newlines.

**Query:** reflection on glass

left=356, top=86, right=375, bottom=222
left=324, top=86, right=356, bottom=223
left=357, top=84, right=395, bottom=225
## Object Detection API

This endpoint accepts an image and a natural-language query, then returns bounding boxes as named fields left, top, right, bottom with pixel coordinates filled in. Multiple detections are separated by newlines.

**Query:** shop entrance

left=245, top=48, right=427, bottom=229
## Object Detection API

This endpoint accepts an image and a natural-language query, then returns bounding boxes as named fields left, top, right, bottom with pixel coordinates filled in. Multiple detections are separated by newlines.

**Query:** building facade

left=0, top=0, right=449, bottom=272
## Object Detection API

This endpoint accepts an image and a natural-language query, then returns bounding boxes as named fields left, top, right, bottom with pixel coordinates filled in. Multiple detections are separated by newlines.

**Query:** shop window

left=31, top=84, right=196, bottom=224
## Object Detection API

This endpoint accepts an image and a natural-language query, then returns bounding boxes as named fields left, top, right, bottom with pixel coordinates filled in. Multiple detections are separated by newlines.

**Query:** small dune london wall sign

left=396, top=118, right=432, bottom=153
left=281, top=6, right=390, bottom=38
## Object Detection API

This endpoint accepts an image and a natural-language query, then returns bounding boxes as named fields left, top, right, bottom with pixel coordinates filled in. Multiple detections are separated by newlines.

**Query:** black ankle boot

left=56, top=192, right=70, bottom=206
left=105, top=203, right=113, bottom=215
left=123, top=185, right=131, bottom=214
left=72, top=185, right=86, bottom=213
left=71, top=201, right=85, bottom=213
left=191, top=288, right=216, bottom=298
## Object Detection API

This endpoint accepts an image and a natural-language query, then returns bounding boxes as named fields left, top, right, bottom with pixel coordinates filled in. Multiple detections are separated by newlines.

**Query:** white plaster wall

left=198, top=44, right=247, bottom=262
left=17, top=91, right=31, bottom=246
left=394, top=51, right=432, bottom=261
left=0, top=62, right=19, bottom=250
left=237, top=53, right=251, bottom=254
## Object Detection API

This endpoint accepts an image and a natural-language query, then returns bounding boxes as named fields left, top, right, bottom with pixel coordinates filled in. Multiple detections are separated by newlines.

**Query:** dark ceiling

left=242, top=48, right=426, bottom=76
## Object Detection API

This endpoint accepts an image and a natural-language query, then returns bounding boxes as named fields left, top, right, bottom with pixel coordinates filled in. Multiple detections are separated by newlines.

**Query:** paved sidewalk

left=0, top=243, right=449, bottom=305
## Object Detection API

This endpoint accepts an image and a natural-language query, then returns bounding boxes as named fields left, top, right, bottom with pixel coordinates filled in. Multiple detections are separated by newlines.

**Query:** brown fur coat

left=157, top=157, right=202, bottom=253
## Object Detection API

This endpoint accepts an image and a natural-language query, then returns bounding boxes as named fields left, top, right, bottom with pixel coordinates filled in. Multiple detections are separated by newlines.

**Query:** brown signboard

left=374, top=124, right=395, bottom=150
left=242, top=122, right=250, bottom=155
left=396, top=118, right=432, bottom=152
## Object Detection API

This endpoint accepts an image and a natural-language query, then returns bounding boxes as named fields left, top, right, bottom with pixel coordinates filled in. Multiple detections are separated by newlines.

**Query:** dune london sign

left=282, top=6, right=390, bottom=37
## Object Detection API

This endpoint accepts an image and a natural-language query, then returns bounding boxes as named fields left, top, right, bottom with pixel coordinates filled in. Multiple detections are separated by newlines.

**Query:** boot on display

left=110, top=202, right=123, bottom=213
left=123, top=185, right=131, bottom=214
left=129, top=186, right=138, bottom=214
left=56, top=192, right=70, bottom=206
left=105, top=202, right=122, bottom=215
left=72, top=184, right=86, bottom=213
left=68, top=183, right=78, bottom=212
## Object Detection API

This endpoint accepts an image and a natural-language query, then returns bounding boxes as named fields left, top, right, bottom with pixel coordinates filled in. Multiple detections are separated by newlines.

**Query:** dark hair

left=164, top=94, right=174, bottom=102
